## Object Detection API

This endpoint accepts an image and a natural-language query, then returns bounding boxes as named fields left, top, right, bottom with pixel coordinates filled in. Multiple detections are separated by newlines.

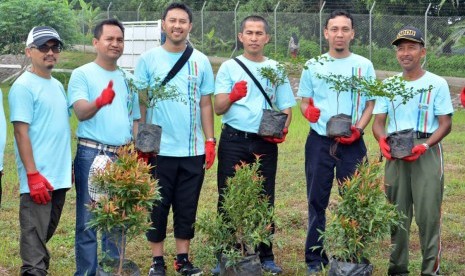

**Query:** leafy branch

left=316, top=73, right=363, bottom=114
left=357, top=76, right=432, bottom=131
left=124, top=76, right=186, bottom=109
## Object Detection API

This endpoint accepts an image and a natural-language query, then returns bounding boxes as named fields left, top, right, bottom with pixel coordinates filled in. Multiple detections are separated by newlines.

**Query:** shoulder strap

left=233, top=57, right=273, bottom=108
left=161, top=45, right=194, bottom=86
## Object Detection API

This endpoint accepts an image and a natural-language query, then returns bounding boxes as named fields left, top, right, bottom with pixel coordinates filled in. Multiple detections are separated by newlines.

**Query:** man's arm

left=424, top=114, right=452, bottom=147
left=372, top=113, right=388, bottom=141
left=73, top=99, right=101, bottom=121
left=214, top=93, right=231, bottom=115
left=300, top=97, right=310, bottom=117
left=281, top=107, right=292, bottom=128
left=201, top=95, right=215, bottom=139
left=356, top=100, right=375, bottom=131
left=13, top=122, right=37, bottom=173
left=72, top=81, right=115, bottom=121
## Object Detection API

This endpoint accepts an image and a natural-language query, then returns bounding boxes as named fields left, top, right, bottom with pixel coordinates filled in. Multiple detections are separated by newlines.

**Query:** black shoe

left=148, top=261, right=166, bottom=276
left=261, top=260, right=283, bottom=275
left=307, top=265, right=322, bottom=275
left=174, top=259, right=203, bottom=276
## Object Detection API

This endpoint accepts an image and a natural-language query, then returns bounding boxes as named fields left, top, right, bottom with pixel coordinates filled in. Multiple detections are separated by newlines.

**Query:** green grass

left=1, top=82, right=465, bottom=275
left=1, top=50, right=464, bottom=275
left=55, top=50, right=96, bottom=70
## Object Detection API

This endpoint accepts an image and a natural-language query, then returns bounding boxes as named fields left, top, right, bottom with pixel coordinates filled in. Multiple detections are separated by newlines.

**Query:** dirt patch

left=0, top=55, right=27, bottom=83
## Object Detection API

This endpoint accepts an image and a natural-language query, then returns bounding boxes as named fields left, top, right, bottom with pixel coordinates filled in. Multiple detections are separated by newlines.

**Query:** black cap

left=391, top=26, right=425, bottom=46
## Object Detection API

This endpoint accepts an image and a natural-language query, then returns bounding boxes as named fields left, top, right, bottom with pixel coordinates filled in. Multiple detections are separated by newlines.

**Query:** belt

left=78, top=138, right=120, bottom=153
left=416, top=131, right=433, bottom=139
left=222, top=124, right=259, bottom=139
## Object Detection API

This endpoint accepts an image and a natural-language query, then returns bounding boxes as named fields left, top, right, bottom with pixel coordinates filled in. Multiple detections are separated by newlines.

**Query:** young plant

left=316, top=73, right=363, bottom=114
left=258, top=54, right=331, bottom=88
left=124, top=75, right=185, bottom=108
left=358, top=76, right=432, bottom=131
left=87, top=144, right=160, bottom=275
left=196, top=157, right=274, bottom=269
left=315, top=161, right=405, bottom=264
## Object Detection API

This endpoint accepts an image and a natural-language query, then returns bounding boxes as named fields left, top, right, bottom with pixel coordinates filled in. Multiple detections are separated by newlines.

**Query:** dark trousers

left=304, top=130, right=366, bottom=267
left=20, top=188, right=67, bottom=276
left=217, top=125, right=278, bottom=262
left=146, top=155, right=205, bottom=242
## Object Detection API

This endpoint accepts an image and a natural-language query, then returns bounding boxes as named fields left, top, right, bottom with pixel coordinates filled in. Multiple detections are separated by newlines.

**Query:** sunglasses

left=30, top=44, right=62, bottom=54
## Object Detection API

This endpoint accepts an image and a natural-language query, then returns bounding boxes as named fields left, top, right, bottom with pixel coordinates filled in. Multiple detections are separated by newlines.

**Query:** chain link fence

left=73, top=9, right=464, bottom=75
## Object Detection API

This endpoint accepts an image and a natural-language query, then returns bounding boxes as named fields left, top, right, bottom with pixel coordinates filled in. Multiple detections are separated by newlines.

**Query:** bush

left=196, top=157, right=274, bottom=268
left=318, top=161, right=405, bottom=263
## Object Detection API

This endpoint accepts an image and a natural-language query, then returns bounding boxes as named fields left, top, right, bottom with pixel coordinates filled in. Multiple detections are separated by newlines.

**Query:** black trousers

left=217, top=125, right=278, bottom=262
left=146, top=155, right=205, bottom=242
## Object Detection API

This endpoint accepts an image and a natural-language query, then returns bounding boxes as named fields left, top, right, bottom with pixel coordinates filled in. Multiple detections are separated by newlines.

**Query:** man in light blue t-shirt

left=372, top=26, right=453, bottom=276
left=0, top=88, right=6, bottom=207
left=297, top=10, right=375, bottom=273
left=214, top=15, right=296, bottom=275
left=68, top=19, right=141, bottom=276
left=9, top=26, right=71, bottom=275
left=134, top=3, right=215, bottom=276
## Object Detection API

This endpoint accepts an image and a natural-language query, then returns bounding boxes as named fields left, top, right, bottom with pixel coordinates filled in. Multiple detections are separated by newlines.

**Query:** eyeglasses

left=30, top=44, right=62, bottom=54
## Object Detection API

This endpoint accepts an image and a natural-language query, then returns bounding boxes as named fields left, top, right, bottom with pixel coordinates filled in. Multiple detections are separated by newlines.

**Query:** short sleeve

left=9, top=83, right=34, bottom=124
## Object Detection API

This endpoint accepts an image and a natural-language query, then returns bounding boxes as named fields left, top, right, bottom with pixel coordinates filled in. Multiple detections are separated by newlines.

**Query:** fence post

left=137, top=2, right=142, bottom=21
left=369, top=2, right=376, bottom=61
left=319, top=1, right=326, bottom=54
left=423, top=3, right=431, bottom=68
left=230, top=1, right=240, bottom=58
left=107, top=2, right=112, bottom=19
left=201, top=1, right=207, bottom=52
left=274, top=1, right=280, bottom=54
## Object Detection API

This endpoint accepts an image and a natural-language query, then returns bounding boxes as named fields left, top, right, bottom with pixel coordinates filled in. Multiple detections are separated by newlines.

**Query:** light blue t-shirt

left=134, top=46, right=215, bottom=157
left=68, top=62, right=141, bottom=146
left=297, top=53, right=376, bottom=136
left=0, top=89, right=6, bottom=172
left=8, top=71, right=72, bottom=193
left=373, top=71, right=454, bottom=134
left=215, top=55, right=296, bottom=133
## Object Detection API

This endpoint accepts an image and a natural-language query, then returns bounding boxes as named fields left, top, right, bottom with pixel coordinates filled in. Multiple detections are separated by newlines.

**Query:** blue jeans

left=74, top=144, right=121, bottom=276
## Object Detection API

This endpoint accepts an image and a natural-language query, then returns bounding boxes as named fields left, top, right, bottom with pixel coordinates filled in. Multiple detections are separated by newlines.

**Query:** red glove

left=402, top=144, right=428, bottom=162
left=461, top=86, right=465, bottom=108
left=205, top=140, right=216, bottom=170
left=378, top=136, right=393, bottom=161
left=229, top=80, right=247, bottom=103
left=304, top=98, right=320, bottom=123
left=335, top=126, right=361, bottom=145
left=95, top=80, right=115, bottom=108
left=137, top=151, right=152, bottom=164
left=27, top=171, right=54, bottom=205
left=263, top=127, right=288, bottom=144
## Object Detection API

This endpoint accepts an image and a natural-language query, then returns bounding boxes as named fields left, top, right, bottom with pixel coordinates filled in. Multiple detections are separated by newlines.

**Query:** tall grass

left=1, top=83, right=464, bottom=275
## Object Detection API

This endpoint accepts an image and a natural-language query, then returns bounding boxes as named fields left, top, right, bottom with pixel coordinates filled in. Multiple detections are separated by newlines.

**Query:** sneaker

left=174, top=259, right=203, bottom=276
left=148, top=261, right=166, bottom=276
left=211, top=262, right=220, bottom=275
left=307, top=265, right=321, bottom=275
left=261, top=260, right=283, bottom=275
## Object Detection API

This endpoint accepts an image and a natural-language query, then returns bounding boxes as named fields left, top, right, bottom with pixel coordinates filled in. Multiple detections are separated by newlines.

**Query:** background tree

left=0, top=0, right=79, bottom=55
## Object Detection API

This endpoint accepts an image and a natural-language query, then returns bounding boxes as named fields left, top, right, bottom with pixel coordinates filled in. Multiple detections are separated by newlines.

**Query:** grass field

left=0, top=52, right=464, bottom=275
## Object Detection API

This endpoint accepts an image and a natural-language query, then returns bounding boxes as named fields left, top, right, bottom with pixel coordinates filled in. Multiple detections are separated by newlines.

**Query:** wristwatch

left=206, top=137, right=216, bottom=143
left=422, top=143, right=429, bottom=150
